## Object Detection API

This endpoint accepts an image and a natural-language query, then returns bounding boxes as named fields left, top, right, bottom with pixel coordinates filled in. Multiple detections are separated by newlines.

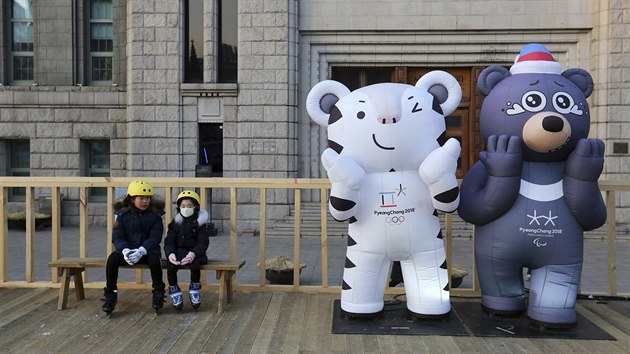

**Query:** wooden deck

left=0, top=288, right=628, bottom=353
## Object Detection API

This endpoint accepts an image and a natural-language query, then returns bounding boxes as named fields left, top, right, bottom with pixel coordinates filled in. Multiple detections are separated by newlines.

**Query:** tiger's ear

left=306, top=80, right=350, bottom=127
left=415, top=70, right=462, bottom=116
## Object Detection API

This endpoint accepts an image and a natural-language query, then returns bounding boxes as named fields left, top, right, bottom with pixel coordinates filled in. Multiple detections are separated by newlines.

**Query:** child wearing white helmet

left=103, top=179, right=166, bottom=316
left=164, top=190, right=210, bottom=310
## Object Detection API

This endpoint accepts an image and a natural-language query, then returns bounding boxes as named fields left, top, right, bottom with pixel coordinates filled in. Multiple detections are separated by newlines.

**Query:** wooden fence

left=0, top=177, right=628, bottom=298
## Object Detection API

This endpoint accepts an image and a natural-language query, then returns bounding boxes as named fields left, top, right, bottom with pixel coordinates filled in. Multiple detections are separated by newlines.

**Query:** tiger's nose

left=542, top=115, right=564, bottom=132
left=378, top=116, right=401, bottom=124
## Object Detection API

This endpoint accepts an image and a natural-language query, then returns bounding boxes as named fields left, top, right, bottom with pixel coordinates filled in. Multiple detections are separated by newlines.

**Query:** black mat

left=452, top=301, right=616, bottom=340
left=331, top=300, right=469, bottom=336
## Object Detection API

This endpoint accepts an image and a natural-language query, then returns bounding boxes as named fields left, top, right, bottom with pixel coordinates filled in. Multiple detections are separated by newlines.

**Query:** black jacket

left=164, top=209, right=210, bottom=263
left=112, top=205, right=165, bottom=255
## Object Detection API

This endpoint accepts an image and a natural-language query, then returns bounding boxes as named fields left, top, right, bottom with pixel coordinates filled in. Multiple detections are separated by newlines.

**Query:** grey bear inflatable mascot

left=306, top=71, right=461, bottom=318
left=459, top=43, right=606, bottom=327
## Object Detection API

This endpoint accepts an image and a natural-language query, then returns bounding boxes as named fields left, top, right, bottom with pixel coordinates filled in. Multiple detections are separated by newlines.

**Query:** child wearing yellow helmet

left=102, top=179, right=166, bottom=316
left=164, top=190, right=210, bottom=310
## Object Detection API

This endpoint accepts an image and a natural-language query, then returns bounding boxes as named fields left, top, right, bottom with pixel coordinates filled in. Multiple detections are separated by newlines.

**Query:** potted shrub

left=262, top=255, right=306, bottom=285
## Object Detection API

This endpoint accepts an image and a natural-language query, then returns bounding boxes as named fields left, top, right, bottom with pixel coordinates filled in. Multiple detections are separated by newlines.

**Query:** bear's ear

left=306, top=80, right=350, bottom=127
left=562, top=68, right=594, bottom=98
left=477, top=66, right=510, bottom=96
left=415, top=70, right=462, bottom=116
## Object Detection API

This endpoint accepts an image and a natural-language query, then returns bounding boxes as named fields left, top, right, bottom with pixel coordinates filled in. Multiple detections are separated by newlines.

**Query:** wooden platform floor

left=0, top=288, right=628, bottom=353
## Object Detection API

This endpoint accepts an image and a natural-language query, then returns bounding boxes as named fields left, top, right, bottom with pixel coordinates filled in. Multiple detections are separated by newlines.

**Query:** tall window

left=184, top=0, right=204, bottom=82
left=6, top=140, right=30, bottom=202
left=218, top=0, right=237, bottom=83
left=9, top=0, right=34, bottom=84
left=83, top=140, right=110, bottom=201
left=198, top=123, right=223, bottom=177
left=87, top=0, right=113, bottom=84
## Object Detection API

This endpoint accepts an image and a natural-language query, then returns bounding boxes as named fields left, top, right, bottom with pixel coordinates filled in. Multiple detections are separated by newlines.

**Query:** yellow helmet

left=127, top=179, right=154, bottom=197
left=177, top=190, right=200, bottom=206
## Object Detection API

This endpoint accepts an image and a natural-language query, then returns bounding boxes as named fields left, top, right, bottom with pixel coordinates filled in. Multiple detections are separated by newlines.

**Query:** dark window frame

left=8, top=0, right=34, bottom=84
left=86, top=0, right=113, bottom=85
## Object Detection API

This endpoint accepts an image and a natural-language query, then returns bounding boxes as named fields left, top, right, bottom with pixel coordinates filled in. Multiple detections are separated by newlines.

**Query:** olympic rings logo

left=385, top=216, right=405, bottom=225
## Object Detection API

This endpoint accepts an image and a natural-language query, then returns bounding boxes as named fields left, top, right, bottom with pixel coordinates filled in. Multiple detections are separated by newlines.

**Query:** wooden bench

left=48, top=257, right=245, bottom=313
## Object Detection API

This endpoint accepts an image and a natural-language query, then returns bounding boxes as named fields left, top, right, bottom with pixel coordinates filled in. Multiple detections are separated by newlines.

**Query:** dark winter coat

left=112, top=205, right=165, bottom=255
left=164, top=209, right=210, bottom=264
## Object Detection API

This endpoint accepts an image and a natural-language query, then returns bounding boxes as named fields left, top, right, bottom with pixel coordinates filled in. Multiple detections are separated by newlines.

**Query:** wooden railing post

left=320, top=188, right=329, bottom=288
left=293, top=189, right=301, bottom=290
left=0, top=187, right=7, bottom=283
left=230, top=187, right=237, bottom=261
left=258, top=188, right=267, bottom=287
left=106, top=187, right=113, bottom=256
left=51, top=187, right=61, bottom=283
left=25, top=187, right=35, bottom=283
left=606, top=190, right=618, bottom=295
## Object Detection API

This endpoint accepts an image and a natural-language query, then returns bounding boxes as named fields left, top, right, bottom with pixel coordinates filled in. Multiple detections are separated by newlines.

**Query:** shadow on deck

left=0, top=288, right=628, bottom=353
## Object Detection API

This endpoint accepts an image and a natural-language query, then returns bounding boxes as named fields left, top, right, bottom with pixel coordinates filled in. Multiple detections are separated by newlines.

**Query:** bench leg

left=57, top=268, right=86, bottom=311
left=58, top=268, right=72, bottom=311
left=72, top=269, right=85, bottom=301
left=225, top=271, right=235, bottom=304
left=217, top=270, right=226, bottom=314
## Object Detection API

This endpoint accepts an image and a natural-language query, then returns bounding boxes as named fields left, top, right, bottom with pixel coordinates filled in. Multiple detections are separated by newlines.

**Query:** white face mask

left=180, top=207, right=194, bottom=218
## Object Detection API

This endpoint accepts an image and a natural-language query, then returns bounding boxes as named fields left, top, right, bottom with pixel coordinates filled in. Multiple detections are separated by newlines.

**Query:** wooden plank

left=0, top=290, right=629, bottom=353
left=4, top=290, right=104, bottom=353
left=151, top=309, right=200, bottom=353
left=578, top=301, right=630, bottom=340
left=0, top=288, right=58, bottom=328
left=361, top=332, right=380, bottom=353
left=249, top=292, right=285, bottom=352
left=40, top=290, right=147, bottom=353
left=452, top=334, right=492, bottom=353
left=315, top=293, right=334, bottom=352
left=201, top=292, right=262, bottom=353
left=230, top=292, right=274, bottom=353
left=345, top=334, right=364, bottom=352
left=266, top=291, right=297, bottom=352
left=184, top=292, right=235, bottom=352
left=391, top=335, right=413, bottom=352
left=282, top=292, right=308, bottom=352
left=133, top=310, right=191, bottom=353
left=404, top=334, right=429, bottom=352
left=94, top=292, right=167, bottom=352
left=168, top=292, right=222, bottom=352
left=0, top=290, right=65, bottom=348
left=298, top=293, right=320, bottom=351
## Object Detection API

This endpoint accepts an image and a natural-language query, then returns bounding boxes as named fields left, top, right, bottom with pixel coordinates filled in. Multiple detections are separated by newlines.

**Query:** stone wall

left=0, top=0, right=628, bottom=230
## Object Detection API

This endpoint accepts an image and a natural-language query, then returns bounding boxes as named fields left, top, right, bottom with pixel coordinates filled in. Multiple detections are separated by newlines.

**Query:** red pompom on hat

left=510, top=43, right=562, bottom=75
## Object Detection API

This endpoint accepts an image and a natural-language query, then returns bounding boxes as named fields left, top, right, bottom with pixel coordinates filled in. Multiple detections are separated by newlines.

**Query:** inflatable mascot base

left=458, top=43, right=606, bottom=328
left=306, top=71, right=462, bottom=319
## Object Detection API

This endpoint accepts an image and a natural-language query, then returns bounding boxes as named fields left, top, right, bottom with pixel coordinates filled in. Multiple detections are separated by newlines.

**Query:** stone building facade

left=0, top=0, right=629, bottom=230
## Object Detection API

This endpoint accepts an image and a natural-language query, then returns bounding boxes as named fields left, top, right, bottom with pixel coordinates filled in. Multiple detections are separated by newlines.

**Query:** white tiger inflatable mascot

left=306, top=71, right=462, bottom=318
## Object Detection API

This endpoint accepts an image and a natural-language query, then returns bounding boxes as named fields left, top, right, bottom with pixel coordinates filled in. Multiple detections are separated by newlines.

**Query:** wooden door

left=407, top=68, right=474, bottom=178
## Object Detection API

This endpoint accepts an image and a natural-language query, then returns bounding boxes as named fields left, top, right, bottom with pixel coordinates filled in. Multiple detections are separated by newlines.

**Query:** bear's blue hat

left=510, top=43, right=562, bottom=75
